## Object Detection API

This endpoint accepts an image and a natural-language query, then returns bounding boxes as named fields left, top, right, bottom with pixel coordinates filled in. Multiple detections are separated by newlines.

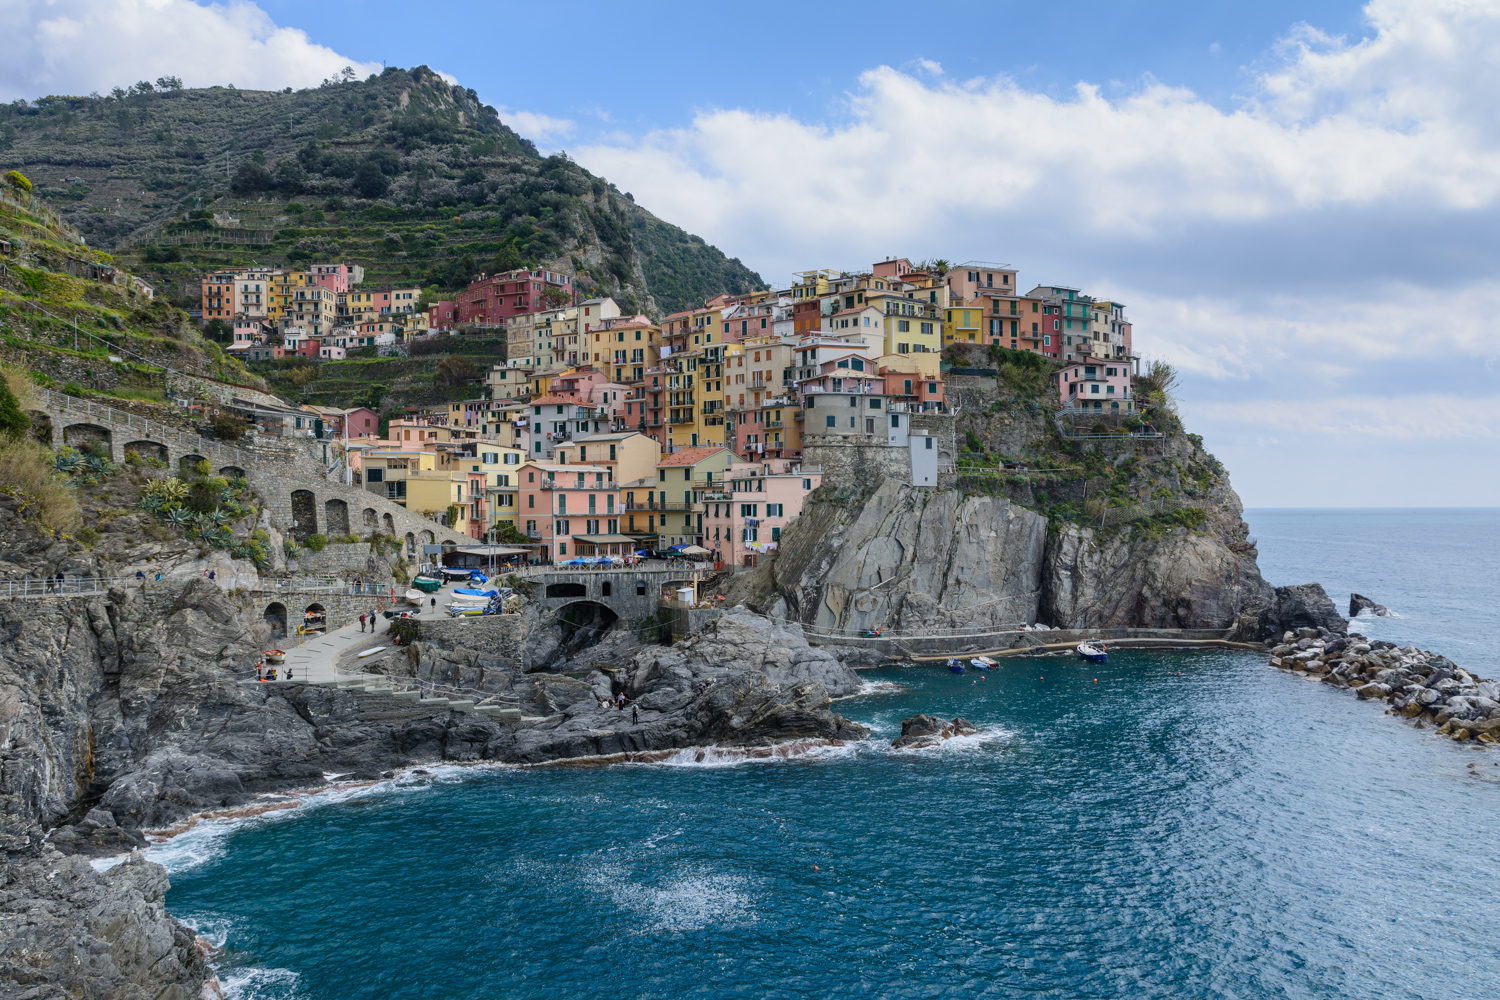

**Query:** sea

left=155, top=508, right=1500, bottom=999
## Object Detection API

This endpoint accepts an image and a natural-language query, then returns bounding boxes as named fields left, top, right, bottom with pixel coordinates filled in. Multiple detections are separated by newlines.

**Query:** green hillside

left=0, top=66, right=764, bottom=316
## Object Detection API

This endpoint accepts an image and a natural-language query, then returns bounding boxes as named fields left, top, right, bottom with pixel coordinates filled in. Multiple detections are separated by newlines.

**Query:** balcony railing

left=624, top=500, right=694, bottom=512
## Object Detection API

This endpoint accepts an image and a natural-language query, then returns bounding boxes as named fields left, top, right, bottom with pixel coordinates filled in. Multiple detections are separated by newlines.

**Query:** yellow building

left=653, top=445, right=734, bottom=548
left=554, top=431, right=661, bottom=486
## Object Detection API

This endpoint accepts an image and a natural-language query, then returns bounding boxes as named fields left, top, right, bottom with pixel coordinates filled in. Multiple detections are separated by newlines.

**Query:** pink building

left=456, top=269, right=572, bottom=326
left=429, top=301, right=457, bottom=332
left=517, top=461, right=621, bottom=562
left=880, top=368, right=945, bottom=411
left=1054, top=356, right=1137, bottom=413
left=307, top=263, right=362, bottom=294
left=552, top=369, right=632, bottom=417
left=704, top=464, right=821, bottom=566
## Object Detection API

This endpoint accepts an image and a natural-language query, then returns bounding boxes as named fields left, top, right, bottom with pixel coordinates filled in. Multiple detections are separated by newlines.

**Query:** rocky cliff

left=767, top=375, right=1314, bottom=642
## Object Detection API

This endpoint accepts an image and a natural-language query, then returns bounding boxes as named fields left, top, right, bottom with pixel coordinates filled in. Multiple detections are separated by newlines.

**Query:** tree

left=203, top=318, right=231, bottom=342
left=231, top=161, right=274, bottom=194
left=491, top=521, right=531, bottom=545
left=3, top=169, right=31, bottom=193
left=274, top=159, right=306, bottom=194
left=445, top=503, right=461, bottom=528
left=354, top=160, right=389, bottom=199
left=541, top=286, right=571, bottom=308
left=1136, top=359, right=1180, bottom=415
left=210, top=414, right=242, bottom=441
left=155, top=76, right=183, bottom=90
left=0, top=378, right=30, bottom=440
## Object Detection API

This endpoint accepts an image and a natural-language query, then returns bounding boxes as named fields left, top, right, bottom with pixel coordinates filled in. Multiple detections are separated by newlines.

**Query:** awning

left=571, top=534, right=639, bottom=544
left=455, top=545, right=531, bottom=556
left=678, top=544, right=712, bottom=555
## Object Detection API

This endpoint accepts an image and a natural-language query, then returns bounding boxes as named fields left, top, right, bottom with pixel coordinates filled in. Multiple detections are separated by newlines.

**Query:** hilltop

left=0, top=66, right=764, bottom=316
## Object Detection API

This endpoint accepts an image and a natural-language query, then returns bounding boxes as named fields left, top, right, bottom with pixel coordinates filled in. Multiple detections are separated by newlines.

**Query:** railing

left=37, top=388, right=291, bottom=465
left=2, top=577, right=121, bottom=598
left=624, top=500, right=694, bottom=512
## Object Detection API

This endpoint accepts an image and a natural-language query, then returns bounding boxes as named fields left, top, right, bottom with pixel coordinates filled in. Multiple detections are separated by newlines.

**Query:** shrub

left=0, top=440, right=80, bottom=533
left=305, top=533, right=328, bottom=552
left=75, top=526, right=99, bottom=546
left=283, top=537, right=298, bottom=556
left=3, top=169, right=31, bottom=193
left=0, top=377, right=28, bottom=439
left=62, top=381, right=85, bottom=397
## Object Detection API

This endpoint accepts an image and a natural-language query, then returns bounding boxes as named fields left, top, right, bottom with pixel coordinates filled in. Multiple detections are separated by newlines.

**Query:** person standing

left=359, top=613, right=367, bottom=633
left=632, top=705, right=638, bottom=725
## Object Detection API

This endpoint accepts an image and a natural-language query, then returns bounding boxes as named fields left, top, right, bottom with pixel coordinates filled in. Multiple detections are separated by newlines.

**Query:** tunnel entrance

left=555, top=600, right=620, bottom=658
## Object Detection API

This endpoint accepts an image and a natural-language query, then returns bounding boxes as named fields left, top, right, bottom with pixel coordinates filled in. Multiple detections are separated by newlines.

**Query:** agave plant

left=53, top=451, right=83, bottom=474
left=137, top=493, right=163, bottom=512
left=209, top=508, right=232, bottom=526
left=85, top=454, right=111, bottom=474
left=166, top=507, right=194, bottom=527
left=146, top=476, right=190, bottom=502
left=218, top=486, right=235, bottom=505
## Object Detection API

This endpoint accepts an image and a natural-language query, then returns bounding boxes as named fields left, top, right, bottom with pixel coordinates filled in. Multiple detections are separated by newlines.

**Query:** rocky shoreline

left=1269, top=628, right=1500, bottom=742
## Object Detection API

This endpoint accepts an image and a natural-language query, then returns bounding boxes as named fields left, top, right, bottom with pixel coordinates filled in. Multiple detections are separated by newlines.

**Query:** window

left=740, top=503, right=759, bottom=517
left=803, top=478, right=812, bottom=490
left=366, top=468, right=384, bottom=483
left=891, top=414, right=900, bottom=428
left=636, top=580, right=647, bottom=596
left=826, top=415, right=836, bottom=427
left=865, top=418, right=875, bottom=433
left=925, top=437, right=934, bottom=450
left=869, top=398, right=881, bottom=409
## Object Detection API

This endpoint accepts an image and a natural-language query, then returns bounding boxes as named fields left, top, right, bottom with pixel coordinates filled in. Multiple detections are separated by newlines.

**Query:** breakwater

left=1269, top=628, right=1500, bottom=742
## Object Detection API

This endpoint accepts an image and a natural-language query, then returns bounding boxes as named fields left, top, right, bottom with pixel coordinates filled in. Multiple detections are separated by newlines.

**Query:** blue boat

left=969, top=657, right=996, bottom=671
left=1077, top=642, right=1108, bottom=663
left=454, top=588, right=498, bottom=598
left=947, top=658, right=965, bottom=674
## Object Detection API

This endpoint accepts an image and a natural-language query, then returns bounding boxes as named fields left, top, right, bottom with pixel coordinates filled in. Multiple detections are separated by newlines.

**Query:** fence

left=1, top=576, right=122, bottom=599
left=1085, top=495, right=1188, bottom=527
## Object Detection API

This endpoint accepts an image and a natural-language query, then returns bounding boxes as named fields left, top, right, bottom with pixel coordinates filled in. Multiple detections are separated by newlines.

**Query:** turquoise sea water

left=159, top=510, right=1500, bottom=999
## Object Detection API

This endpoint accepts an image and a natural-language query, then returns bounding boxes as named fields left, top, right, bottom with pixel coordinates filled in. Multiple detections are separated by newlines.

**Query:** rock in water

left=1349, top=593, right=1392, bottom=617
left=891, top=714, right=980, bottom=749
left=1274, top=583, right=1348, bottom=636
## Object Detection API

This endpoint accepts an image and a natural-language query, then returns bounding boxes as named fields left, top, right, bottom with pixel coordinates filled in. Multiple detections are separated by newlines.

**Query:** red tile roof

left=658, top=446, right=727, bottom=467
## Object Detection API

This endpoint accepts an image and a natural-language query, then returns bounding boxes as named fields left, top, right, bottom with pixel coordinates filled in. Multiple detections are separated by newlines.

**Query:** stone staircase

left=330, top=679, right=524, bottom=724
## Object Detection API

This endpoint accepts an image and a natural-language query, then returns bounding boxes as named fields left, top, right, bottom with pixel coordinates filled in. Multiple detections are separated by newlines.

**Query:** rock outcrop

left=1350, top=593, right=1392, bottom=617
left=890, top=714, right=980, bottom=749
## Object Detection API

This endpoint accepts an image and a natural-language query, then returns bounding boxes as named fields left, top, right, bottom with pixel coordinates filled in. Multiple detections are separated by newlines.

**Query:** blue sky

left=7, top=0, right=1499, bottom=507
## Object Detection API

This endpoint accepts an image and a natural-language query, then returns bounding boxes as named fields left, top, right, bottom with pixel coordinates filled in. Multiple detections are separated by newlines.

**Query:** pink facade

left=1055, top=358, right=1137, bottom=412
left=456, top=269, right=572, bottom=326
left=880, top=369, right=945, bottom=411
left=429, top=301, right=457, bottom=331
left=702, top=467, right=820, bottom=566
left=307, top=263, right=356, bottom=294
left=517, top=462, right=620, bottom=562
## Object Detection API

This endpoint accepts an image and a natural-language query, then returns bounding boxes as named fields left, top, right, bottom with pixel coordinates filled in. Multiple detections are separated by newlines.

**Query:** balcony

left=624, top=500, right=694, bottom=512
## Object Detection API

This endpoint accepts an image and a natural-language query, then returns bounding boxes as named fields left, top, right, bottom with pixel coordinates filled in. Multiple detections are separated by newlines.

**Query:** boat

left=447, top=604, right=486, bottom=616
left=358, top=646, right=387, bottom=658
left=403, top=589, right=426, bottom=604
left=969, top=656, right=997, bottom=671
left=947, top=658, right=965, bottom=674
left=453, top=587, right=498, bottom=598
left=447, top=592, right=491, bottom=604
left=1077, top=642, right=1108, bottom=663
left=440, top=567, right=475, bottom=580
left=263, top=649, right=285, bottom=664
left=411, top=575, right=443, bottom=593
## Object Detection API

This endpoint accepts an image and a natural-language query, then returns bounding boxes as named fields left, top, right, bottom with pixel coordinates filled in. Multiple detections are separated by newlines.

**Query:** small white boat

left=447, top=593, right=490, bottom=605
left=447, top=604, right=485, bottom=616
left=1077, top=642, right=1108, bottom=663
left=358, top=646, right=387, bottom=658
left=969, top=656, right=997, bottom=670
left=403, top=589, right=425, bottom=604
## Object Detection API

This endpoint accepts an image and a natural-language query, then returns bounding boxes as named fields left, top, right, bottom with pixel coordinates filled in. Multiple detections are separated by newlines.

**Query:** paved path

left=274, top=581, right=464, bottom=683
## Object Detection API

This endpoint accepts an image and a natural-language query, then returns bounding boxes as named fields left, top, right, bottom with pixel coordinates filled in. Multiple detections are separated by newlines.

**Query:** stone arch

left=546, top=581, right=587, bottom=599
left=362, top=508, right=378, bottom=533
left=384, top=513, right=396, bottom=538
left=404, top=531, right=416, bottom=557
left=419, top=529, right=435, bottom=546
left=555, top=600, right=620, bottom=655
left=263, top=601, right=287, bottom=637
left=324, top=498, right=349, bottom=536
left=219, top=465, right=246, bottom=480
left=63, top=422, right=112, bottom=455
left=124, top=440, right=168, bottom=465
left=179, top=453, right=208, bottom=478
left=289, top=490, right=317, bottom=540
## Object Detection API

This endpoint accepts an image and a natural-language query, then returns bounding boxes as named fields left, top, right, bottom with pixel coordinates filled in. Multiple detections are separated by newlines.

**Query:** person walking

left=369, top=607, right=377, bottom=630
left=56, top=571, right=65, bottom=593
left=632, top=705, right=638, bottom=725
left=359, top=613, right=367, bottom=633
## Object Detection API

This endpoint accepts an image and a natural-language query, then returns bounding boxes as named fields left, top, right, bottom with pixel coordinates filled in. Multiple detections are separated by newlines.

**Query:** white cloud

left=571, top=0, right=1500, bottom=504
left=0, top=0, right=379, bottom=99
left=497, top=108, right=576, bottom=148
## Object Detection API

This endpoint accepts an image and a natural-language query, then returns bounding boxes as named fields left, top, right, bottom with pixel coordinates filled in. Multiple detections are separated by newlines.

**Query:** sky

left=5, top=0, right=1499, bottom=507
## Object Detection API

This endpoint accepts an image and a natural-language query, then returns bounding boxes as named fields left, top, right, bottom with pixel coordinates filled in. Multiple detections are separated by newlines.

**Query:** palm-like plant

left=137, top=494, right=163, bottom=512
left=54, top=451, right=83, bottom=474
left=166, top=507, right=194, bottom=527
left=85, top=454, right=111, bottom=474
left=209, top=508, right=232, bottom=526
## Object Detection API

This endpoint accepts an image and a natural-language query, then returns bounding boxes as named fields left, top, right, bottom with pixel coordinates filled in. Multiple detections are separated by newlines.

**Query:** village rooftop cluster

left=198, top=257, right=1139, bottom=566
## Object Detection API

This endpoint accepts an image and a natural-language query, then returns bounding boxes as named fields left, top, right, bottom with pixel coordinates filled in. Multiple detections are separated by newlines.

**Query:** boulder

left=1276, top=584, right=1348, bottom=636
left=891, top=714, right=980, bottom=749
left=1349, top=593, right=1392, bottom=617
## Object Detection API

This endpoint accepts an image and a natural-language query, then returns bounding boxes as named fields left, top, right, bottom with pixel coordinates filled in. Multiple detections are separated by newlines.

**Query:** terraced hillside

left=0, top=180, right=264, bottom=404
left=0, top=67, right=764, bottom=316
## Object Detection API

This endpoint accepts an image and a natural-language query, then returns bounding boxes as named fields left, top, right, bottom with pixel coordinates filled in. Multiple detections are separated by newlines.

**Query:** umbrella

left=679, top=544, right=712, bottom=556
left=666, top=544, right=687, bottom=552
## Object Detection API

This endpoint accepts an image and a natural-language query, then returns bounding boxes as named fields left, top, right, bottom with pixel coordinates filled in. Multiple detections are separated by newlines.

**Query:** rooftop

left=658, top=446, right=728, bottom=467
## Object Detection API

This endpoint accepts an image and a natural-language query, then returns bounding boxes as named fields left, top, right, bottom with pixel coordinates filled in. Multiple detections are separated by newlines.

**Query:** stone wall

left=285, top=542, right=398, bottom=581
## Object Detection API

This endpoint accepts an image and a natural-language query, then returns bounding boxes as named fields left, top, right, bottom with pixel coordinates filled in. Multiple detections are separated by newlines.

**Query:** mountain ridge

left=0, top=66, right=763, bottom=316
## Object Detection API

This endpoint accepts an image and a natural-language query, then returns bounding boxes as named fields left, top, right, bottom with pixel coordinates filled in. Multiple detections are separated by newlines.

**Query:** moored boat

left=947, top=658, right=965, bottom=674
left=411, top=575, right=443, bottom=593
left=970, top=656, right=997, bottom=671
left=1077, top=642, right=1108, bottom=663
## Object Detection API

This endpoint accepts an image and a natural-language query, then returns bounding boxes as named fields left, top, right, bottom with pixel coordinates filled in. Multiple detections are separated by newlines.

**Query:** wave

left=879, top=725, right=1020, bottom=757
left=144, top=763, right=508, bottom=875
left=219, top=965, right=301, bottom=1000
left=653, top=739, right=863, bottom=768
left=832, top=679, right=906, bottom=701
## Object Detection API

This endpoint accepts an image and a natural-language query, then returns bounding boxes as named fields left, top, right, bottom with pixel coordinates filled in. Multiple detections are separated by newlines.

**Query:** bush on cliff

left=0, top=440, right=81, bottom=533
left=305, top=533, right=328, bottom=552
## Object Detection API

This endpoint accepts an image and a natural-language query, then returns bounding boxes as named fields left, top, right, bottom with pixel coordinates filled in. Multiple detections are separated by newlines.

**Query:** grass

left=0, top=438, right=80, bottom=534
